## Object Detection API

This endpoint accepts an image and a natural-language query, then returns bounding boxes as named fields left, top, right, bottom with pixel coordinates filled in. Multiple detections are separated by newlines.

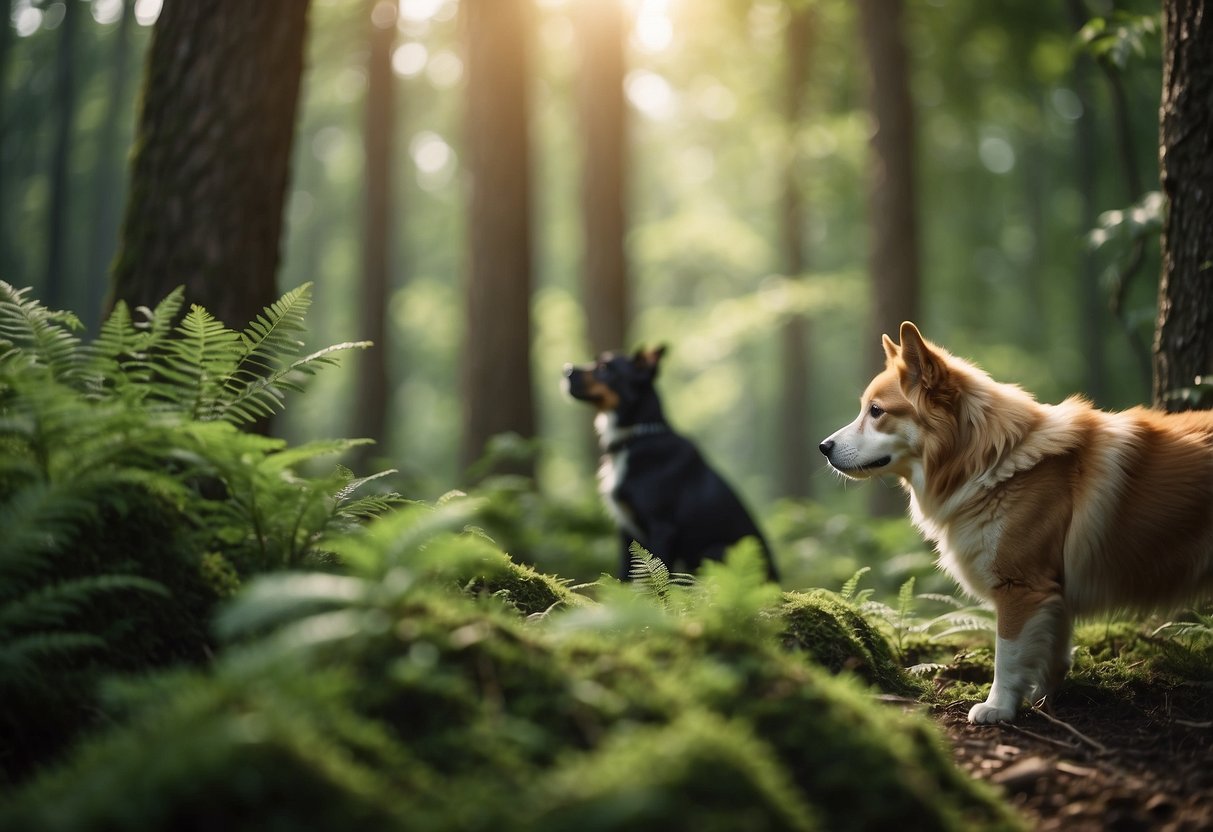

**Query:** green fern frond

left=213, top=573, right=370, bottom=643
left=839, top=567, right=870, bottom=603
left=0, top=575, right=168, bottom=634
left=0, top=281, right=84, bottom=382
left=628, top=543, right=676, bottom=605
left=0, top=483, right=98, bottom=585
left=0, top=632, right=106, bottom=678
left=215, top=340, right=372, bottom=426
left=85, top=300, right=141, bottom=390
left=123, top=286, right=186, bottom=347
left=233, top=282, right=311, bottom=378
left=260, top=438, right=369, bottom=473
left=155, top=305, right=243, bottom=418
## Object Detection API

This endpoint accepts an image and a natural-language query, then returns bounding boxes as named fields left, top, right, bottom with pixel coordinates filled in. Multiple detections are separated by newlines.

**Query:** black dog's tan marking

left=564, top=348, right=778, bottom=582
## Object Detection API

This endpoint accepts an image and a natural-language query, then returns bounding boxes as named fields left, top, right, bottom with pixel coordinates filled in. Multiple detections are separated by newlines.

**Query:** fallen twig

left=1003, top=722, right=1081, bottom=752
left=1030, top=704, right=1110, bottom=755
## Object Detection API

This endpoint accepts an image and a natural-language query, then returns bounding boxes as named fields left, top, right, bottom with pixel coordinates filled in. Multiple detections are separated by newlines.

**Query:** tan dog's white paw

left=967, top=701, right=1015, bottom=724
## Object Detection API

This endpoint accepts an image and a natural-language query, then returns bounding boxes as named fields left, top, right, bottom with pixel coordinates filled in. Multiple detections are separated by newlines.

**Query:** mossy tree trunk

left=858, top=0, right=919, bottom=515
left=108, top=0, right=311, bottom=330
left=460, top=0, right=536, bottom=477
left=1154, top=0, right=1213, bottom=410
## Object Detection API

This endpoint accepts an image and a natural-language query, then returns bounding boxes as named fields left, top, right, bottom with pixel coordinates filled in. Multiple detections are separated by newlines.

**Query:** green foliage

left=0, top=284, right=395, bottom=782
left=780, top=589, right=920, bottom=696
left=2, top=493, right=1023, bottom=831
left=1077, top=12, right=1161, bottom=70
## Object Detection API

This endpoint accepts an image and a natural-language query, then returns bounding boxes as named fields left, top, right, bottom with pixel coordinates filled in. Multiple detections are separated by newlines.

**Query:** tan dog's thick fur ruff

left=821, top=322, right=1213, bottom=723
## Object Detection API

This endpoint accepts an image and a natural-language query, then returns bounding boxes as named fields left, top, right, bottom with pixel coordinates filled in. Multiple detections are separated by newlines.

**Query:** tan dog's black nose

left=819, top=439, right=835, bottom=457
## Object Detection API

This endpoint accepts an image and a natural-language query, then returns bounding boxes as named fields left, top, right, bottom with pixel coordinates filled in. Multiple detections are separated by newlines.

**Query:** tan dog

left=820, top=322, right=1213, bottom=723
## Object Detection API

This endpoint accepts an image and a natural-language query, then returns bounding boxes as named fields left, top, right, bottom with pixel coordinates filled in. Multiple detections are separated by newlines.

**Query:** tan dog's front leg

left=969, top=588, right=1069, bottom=724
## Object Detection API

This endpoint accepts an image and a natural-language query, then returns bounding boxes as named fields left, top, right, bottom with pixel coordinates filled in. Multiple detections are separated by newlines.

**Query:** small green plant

left=0, top=282, right=398, bottom=782
left=1152, top=609, right=1213, bottom=647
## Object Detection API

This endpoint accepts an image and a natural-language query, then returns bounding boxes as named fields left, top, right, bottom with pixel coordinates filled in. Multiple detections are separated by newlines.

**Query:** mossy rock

left=4, top=584, right=1022, bottom=831
left=461, top=555, right=584, bottom=617
left=0, top=671, right=412, bottom=832
left=525, top=712, right=819, bottom=832
left=779, top=590, right=920, bottom=696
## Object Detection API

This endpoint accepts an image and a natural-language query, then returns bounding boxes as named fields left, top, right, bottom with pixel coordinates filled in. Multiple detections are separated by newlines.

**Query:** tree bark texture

left=574, top=0, right=629, bottom=354
left=778, top=6, right=813, bottom=499
left=460, top=0, right=536, bottom=475
left=109, top=0, right=311, bottom=330
left=858, top=0, right=919, bottom=516
left=353, top=0, right=397, bottom=466
left=1154, top=0, right=1213, bottom=409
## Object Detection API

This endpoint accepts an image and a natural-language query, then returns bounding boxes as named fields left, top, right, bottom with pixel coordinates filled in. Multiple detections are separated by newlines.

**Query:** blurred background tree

left=352, top=0, right=399, bottom=470
left=460, top=0, right=537, bottom=477
left=0, top=0, right=1180, bottom=530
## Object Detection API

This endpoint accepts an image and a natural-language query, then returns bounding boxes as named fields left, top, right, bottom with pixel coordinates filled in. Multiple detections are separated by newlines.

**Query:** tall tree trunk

left=1066, top=0, right=1106, bottom=404
left=87, top=0, right=135, bottom=331
left=574, top=0, right=628, bottom=354
left=0, top=0, right=14, bottom=278
left=352, top=0, right=397, bottom=469
left=109, top=0, right=312, bottom=330
left=46, top=0, right=81, bottom=309
left=1154, top=0, right=1213, bottom=410
left=777, top=5, right=813, bottom=500
left=460, top=0, right=536, bottom=477
left=858, top=0, right=919, bottom=515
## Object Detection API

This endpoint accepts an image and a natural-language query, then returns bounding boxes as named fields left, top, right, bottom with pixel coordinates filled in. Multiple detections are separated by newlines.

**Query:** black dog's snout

left=818, top=439, right=835, bottom=457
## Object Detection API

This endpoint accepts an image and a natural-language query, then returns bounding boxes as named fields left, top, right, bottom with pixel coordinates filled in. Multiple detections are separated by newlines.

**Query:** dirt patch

left=932, top=685, right=1213, bottom=831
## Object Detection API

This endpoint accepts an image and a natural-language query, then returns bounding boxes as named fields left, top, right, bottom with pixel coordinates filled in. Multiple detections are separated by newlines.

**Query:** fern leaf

left=232, top=283, right=311, bottom=379
left=628, top=543, right=673, bottom=604
left=896, top=577, right=917, bottom=626
left=155, top=305, right=243, bottom=419
left=0, top=575, right=168, bottom=634
left=915, top=593, right=968, bottom=609
left=0, top=281, right=84, bottom=383
left=215, top=340, right=372, bottom=425
left=0, top=632, right=106, bottom=675
left=839, top=567, right=871, bottom=602
left=213, top=572, right=369, bottom=642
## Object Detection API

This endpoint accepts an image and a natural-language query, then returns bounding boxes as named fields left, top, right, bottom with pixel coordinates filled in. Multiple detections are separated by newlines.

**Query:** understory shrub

left=0, top=283, right=397, bottom=782
left=1, top=498, right=1023, bottom=831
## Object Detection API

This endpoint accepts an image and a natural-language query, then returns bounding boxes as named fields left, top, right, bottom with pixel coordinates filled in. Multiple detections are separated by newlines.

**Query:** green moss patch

left=779, top=589, right=921, bottom=696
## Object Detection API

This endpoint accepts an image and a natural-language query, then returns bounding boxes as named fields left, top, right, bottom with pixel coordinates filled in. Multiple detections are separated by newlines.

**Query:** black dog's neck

left=598, top=392, right=669, bottom=454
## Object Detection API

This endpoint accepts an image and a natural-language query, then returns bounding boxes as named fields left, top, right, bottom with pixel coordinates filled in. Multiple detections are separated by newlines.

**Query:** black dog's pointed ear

left=898, top=321, right=949, bottom=396
left=632, top=345, right=667, bottom=377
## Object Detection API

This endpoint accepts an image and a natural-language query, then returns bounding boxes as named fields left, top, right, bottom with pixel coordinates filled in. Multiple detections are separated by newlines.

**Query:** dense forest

left=1, top=0, right=1211, bottom=828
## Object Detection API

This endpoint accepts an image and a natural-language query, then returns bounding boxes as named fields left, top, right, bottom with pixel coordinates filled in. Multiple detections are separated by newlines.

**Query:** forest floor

left=929, top=685, right=1213, bottom=831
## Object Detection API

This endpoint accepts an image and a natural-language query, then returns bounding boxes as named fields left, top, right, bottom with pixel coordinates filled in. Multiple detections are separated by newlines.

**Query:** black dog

left=564, top=347, right=778, bottom=582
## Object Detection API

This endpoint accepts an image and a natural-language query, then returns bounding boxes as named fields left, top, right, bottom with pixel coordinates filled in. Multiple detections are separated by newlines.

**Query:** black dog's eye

left=594, top=365, right=612, bottom=380
left=868, top=402, right=885, bottom=419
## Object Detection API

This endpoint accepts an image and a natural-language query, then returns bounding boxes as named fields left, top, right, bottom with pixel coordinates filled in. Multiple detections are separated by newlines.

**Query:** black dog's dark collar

left=604, top=422, right=668, bottom=454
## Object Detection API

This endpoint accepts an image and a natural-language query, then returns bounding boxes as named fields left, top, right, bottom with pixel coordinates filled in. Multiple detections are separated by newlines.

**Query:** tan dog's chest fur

left=822, top=322, right=1213, bottom=723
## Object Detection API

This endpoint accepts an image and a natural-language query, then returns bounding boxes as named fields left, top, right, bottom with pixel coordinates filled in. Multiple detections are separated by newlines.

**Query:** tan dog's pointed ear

left=898, top=321, right=948, bottom=395
left=882, top=333, right=899, bottom=365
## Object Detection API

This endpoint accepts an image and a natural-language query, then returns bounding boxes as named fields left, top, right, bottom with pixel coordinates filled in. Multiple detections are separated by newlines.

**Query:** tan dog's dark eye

left=868, top=403, right=884, bottom=419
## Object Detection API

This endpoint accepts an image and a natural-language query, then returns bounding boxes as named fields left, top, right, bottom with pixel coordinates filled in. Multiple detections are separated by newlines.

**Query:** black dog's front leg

left=617, top=532, right=636, bottom=580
